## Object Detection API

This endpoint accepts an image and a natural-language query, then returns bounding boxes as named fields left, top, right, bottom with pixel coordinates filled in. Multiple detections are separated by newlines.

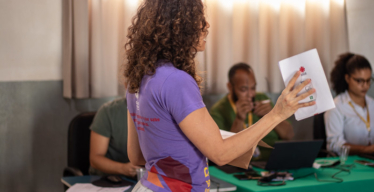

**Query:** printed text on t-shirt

left=130, top=113, right=160, bottom=131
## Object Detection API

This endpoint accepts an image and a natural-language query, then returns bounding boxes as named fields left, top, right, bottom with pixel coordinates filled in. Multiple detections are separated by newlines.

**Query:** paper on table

left=278, top=49, right=335, bottom=121
left=220, top=130, right=272, bottom=169
left=66, top=183, right=130, bottom=192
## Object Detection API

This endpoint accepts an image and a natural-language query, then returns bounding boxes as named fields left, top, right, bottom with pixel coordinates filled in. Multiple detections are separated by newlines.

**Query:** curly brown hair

left=124, top=0, right=207, bottom=93
left=330, top=53, right=372, bottom=95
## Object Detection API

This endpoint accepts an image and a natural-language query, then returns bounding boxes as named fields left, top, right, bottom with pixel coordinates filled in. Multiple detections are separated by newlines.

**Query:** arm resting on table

left=90, top=130, right=140, bottom=176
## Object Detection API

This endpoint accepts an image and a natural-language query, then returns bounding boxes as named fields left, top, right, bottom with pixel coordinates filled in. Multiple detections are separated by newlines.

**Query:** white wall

left=0, top=2, right=113, bottom=192
left=0, top=0, right=62, bottom=82
left=346, top=0, right=374, bottom=66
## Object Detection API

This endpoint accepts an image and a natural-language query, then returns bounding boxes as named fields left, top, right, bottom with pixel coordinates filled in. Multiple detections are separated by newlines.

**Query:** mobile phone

left=258, top=173, right=277, bottom=182
left=245, top=170, right=261, bottom=177
left=355, top=160, right=374, bottom=166
left=234, top=174, right=261, bottom=180
left=234, top=171, right=261, bottom=180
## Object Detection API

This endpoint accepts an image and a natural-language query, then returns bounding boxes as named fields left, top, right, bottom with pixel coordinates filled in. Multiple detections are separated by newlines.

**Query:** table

left=209, top=156, right=374, bottom=192
left=61, top=175, right=236, bottom=192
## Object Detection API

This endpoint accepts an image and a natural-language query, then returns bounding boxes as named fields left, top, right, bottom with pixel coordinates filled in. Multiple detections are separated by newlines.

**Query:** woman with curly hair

left=125, top=0, right=315, bottom=191
left=325, top=53, right=374, bottom=155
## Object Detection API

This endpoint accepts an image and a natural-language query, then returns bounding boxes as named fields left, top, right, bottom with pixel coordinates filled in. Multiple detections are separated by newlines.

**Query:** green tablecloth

left=209, top=156, right=374, bottom=192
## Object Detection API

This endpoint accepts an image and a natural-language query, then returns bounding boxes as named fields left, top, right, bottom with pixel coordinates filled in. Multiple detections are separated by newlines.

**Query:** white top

left=324, top=91, right=374, bottom=154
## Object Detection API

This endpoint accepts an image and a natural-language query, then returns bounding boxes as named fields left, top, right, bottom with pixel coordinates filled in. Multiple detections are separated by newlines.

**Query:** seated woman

left=325, top=53, right=374, bottom=155
left=89, top=98, right=140, bottom=177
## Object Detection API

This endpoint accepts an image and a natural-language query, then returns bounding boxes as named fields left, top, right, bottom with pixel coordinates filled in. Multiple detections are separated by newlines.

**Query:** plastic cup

left=340, top=145, right=350, bottom=165
left=136, top=168, right=146, bottom=181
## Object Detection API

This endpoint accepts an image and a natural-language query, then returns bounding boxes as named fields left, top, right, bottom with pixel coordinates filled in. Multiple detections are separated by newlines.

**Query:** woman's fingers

left=285, top=71, right=301, bottom=92
left=297, top=101, right=316, bottom=108
left=273, top=71, right=317, bottom=120
left=295, top=88, right=315, bottom=102
left=291, top=79, right=311, bottom=97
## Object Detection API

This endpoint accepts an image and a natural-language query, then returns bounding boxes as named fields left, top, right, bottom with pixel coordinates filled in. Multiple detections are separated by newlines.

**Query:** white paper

left=66, top=183, right=130, bottom=192
left=220, top=129, right=235, bottom=139
left=278, top=49, right=335, bottom=120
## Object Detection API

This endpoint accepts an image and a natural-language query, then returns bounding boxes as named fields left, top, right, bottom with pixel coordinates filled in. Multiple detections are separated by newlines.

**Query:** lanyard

left=348, top=101, right=371, bottom=132
left=228, top=96, right=252, bottom=129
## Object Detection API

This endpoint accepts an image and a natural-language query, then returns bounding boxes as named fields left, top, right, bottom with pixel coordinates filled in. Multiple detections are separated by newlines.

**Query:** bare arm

left=89, top=131, right=140, bottom=176
left=344, top=143, right=374, bottom=155
left=254, top=100, right=294, bottom=140
left=180, top=108, right=283, bottom=166
left=273, top=120, right=294, bottom=140
left=180, top=72, right=315, bottom=166
left=127, top=111, right=146, bottom=166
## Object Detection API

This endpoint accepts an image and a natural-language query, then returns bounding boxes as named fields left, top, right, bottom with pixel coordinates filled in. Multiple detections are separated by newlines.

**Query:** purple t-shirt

left=127, top=62, right=210, bottom=192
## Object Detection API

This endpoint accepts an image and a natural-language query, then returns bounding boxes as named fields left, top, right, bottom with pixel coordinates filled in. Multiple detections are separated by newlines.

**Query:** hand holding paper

left=270, top=71, right=316, bottom=121
left=219, top=67, right=316, bottom=169
left=278, top=49, right=335, bottom=120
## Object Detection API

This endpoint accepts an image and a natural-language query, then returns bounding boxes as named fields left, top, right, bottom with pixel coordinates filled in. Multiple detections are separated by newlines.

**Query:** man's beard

left=232, top=89, right=239, bottom=103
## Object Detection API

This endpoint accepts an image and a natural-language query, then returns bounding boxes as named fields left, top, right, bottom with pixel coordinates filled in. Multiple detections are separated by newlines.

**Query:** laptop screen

left=255, top=140, right=323, bottom=170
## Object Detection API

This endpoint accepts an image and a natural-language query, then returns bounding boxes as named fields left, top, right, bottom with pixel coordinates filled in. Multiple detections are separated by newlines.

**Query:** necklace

left=348, top=101, right=370, bottom=132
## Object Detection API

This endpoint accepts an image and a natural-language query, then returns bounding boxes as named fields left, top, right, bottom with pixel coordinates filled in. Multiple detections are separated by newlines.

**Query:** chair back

left=313, top=113, right=327, bottom=148
left=67, top=112, right=96, bottom=175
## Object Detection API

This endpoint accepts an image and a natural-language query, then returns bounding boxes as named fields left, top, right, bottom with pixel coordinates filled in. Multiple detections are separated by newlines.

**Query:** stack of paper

left=67, top=183, right=130, bottom=192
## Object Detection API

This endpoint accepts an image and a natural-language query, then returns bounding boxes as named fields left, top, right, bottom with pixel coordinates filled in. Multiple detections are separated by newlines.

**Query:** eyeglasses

left=351, top=77, right=374, bottom=86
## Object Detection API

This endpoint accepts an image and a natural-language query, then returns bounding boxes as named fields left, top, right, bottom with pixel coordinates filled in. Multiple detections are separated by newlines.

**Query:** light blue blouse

left=324, top=91, right=374, bottom=154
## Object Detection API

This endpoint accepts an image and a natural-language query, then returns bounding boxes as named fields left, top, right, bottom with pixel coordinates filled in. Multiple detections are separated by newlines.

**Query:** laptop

left=251, top=140, right=323, bottom=170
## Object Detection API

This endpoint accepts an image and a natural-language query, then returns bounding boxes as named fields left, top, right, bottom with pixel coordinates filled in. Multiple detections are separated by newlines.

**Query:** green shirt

left=209, top=93, right=280, bottom=161
left=89, top=98, right=129, bottom=175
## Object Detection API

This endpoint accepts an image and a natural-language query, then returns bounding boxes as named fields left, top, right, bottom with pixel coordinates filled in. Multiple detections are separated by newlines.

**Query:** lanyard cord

left=348, top=101, right=371, bottom=132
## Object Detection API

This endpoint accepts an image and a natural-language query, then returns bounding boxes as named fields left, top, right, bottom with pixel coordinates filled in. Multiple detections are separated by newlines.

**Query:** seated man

left=89, top=98, right=140, bottom=177
left=210, top=63, right=294, bottom=161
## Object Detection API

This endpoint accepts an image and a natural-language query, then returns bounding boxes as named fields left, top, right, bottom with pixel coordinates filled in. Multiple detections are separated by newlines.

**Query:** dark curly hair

left=330, top=53, right=372, bottom=95
left=124, top=0, right=207, bottom=93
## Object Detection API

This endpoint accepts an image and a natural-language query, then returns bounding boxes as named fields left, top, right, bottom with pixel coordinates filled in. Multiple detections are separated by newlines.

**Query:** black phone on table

left=234, top=170, right=261, bottom=180
left=355, top=160, right=374, bottom=167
